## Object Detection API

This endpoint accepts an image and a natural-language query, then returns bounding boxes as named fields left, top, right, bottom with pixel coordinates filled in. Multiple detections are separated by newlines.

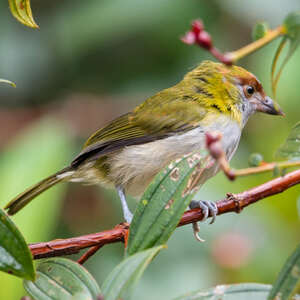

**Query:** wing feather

left=72, top=88, right=207, bottom=167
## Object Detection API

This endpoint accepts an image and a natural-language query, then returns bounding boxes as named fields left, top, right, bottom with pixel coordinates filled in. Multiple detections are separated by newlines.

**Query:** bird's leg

left=189, top=200, right=218, bottom=242
left=117, top=186, right=133, bottom=223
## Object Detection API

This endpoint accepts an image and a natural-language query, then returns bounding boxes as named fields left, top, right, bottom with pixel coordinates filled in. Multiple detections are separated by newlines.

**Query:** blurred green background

left=0, top=0, right=300, bottom=299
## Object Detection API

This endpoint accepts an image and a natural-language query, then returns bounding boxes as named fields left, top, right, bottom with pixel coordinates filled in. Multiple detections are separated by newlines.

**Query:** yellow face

left=183, top=61, right=283, bottom=124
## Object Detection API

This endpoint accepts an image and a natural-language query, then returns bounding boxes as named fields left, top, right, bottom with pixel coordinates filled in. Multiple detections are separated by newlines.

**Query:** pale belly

left=104, top=116, right=242, bottom=196
left=70, top=114, right=242, bottom=196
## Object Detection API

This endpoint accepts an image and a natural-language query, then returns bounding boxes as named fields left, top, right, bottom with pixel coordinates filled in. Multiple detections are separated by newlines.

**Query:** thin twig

left=78, top=244, right=103, bottom=264
left=29, top=167, right=300, bottom=260
left=234, top=161, right=300, bottom=176
left=227, top=26, right=285, bottom=63
left=205, top=132, right=300, bottom=179
left=181, top=20, right=284, bottom=65
left=205, top=132, right=235, bottom=180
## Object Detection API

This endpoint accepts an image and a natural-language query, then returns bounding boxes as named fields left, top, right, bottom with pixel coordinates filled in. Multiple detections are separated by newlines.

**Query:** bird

left=5, top=60, right=283, bottom=226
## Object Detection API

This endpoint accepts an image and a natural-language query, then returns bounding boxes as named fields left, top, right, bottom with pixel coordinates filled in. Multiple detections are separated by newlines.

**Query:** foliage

left=0, top=79, right=16, bottom=87
left=102, top=246, right=165, bottom=300
left=24, top=258, right=101, bottom=300
left=277, top=122, right=300, bottom=160
left=271, top=12, right=300, bottom=96
left=1, top=122, right=299, bottom=299
left=0, top=208, right=34, bottom=280
left=267, top=244, right=300, bottom=300
left=8, top=0, right=38, bottom=28
left=1, top=3, right=300, bottom=300
left=0, top=119, right=75, bottom=299
left=173, top=283, right=272, bottom=300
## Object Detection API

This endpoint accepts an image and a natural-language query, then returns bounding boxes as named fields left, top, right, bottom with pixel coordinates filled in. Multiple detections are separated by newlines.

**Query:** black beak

left=256, top=96, right=285, bottom=116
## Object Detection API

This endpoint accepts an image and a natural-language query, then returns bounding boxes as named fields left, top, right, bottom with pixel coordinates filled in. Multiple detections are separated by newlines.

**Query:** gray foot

left=189, top=200, right=218, bottom=242
left=117, top=186, right=133, bottom=223
left=189, top=200, right=218, bottom=224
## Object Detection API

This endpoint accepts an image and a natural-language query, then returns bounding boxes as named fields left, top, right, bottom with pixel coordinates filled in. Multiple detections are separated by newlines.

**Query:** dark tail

left=5, top=167, right=74, bottom=215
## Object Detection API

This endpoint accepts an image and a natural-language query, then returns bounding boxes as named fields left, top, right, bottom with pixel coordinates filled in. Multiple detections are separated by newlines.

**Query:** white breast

left=107, top=114, right=242, bottom=196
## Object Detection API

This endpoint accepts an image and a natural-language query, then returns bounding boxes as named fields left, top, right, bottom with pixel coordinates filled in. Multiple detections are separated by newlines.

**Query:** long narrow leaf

left=272, top=36, right=300, bottom=97
left=0, top=79, right=16, bottom=87
left=24, top=258, right=101, bottom=300
left=102, top=245, right=165, bottom=300
left=8, top=0, right=39, bottom=28
left=276, top=121, right=300, bottom=160
left=267, top=244, right=300, bottom=300
left=173, top=283, right=272, bottom=300
left=127, top=150, right=212, bottom=256
left=271, top=12, right=300, bottom=96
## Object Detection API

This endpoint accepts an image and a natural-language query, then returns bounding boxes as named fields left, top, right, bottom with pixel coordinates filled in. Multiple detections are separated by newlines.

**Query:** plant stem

left=78, top=245, right=103, bottom=264
left=205, top=132, right=300, bottom=179
left=234, top=161, right=300, bottom=177
left=227, top=26, right=285, bottom=62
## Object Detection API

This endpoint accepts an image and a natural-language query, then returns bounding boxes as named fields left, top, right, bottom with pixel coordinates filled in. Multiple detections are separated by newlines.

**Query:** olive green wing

left=71, top=88, right=207, bottom=167
left=71, top=113, right=154, bottom=167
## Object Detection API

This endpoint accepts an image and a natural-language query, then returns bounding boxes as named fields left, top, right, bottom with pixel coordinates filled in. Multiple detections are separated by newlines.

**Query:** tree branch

left=29, top=167, right=300, bottom=260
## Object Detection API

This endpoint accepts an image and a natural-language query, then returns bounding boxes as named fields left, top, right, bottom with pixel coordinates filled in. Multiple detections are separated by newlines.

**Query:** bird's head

left=184, top=61, right=284, bottom=127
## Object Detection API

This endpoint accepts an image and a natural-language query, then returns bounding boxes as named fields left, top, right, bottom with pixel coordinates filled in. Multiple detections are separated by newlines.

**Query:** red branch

left=77, top=244, right=103, bottom=264
left=29, top=168, right=300, bottom=260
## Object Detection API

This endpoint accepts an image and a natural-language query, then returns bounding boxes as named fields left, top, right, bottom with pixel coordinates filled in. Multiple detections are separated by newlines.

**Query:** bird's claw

left=189, top=200, right=218, bottom=224
left=189, top=200, right=218, bottom=242
left=192, top=222, right=205, bottom=242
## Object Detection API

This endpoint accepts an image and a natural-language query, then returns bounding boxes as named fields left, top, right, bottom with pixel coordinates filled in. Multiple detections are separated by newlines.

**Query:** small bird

left=5, top=61, right=283, bottom=225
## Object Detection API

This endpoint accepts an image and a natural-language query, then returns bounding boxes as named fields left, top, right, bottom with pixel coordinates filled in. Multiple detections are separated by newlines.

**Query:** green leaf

left=24, top=258, right=101, bottom=300
left=267, top=244, right=300, bottom=300
left=252, top=22, right=269, bottom=41
left=8, top=0, right=39, bottom=28
left=102, top=245, right=165, bottom=300
left=276, top=122, right=300, bottom=160
left=283, top=11, right=300, bottom=39
left=173, top=283, right=272, bottom=300
left=0, top=79, right=16, bottom=87
left=0, top=118, right=76, bottom=300
left=271, top=12, right=300, bottom=96
left=0, top=208, right=35, bottom=280
left=126, top=150, right=211, bottom=256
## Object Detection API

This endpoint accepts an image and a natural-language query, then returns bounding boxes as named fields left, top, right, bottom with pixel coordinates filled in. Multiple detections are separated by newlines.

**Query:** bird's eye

left=244, top=85, right=255, bottom=97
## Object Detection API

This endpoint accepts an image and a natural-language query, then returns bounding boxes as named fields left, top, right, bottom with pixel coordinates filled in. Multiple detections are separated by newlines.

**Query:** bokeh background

left=0, top=0, right=300, bottom=299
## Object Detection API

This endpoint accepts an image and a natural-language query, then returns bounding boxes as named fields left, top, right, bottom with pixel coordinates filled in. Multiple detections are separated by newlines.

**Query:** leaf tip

left=0, top=79, right=16, bottom=87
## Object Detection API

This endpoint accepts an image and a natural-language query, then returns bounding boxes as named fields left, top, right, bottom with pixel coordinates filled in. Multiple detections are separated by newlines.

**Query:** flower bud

left=205, top=132, right=222, bottom=147
left=197, top=31, right=212, bottom=49
left=181, top=31, right=196, bottom=45
left=191, top=20, right=204, bottom=34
